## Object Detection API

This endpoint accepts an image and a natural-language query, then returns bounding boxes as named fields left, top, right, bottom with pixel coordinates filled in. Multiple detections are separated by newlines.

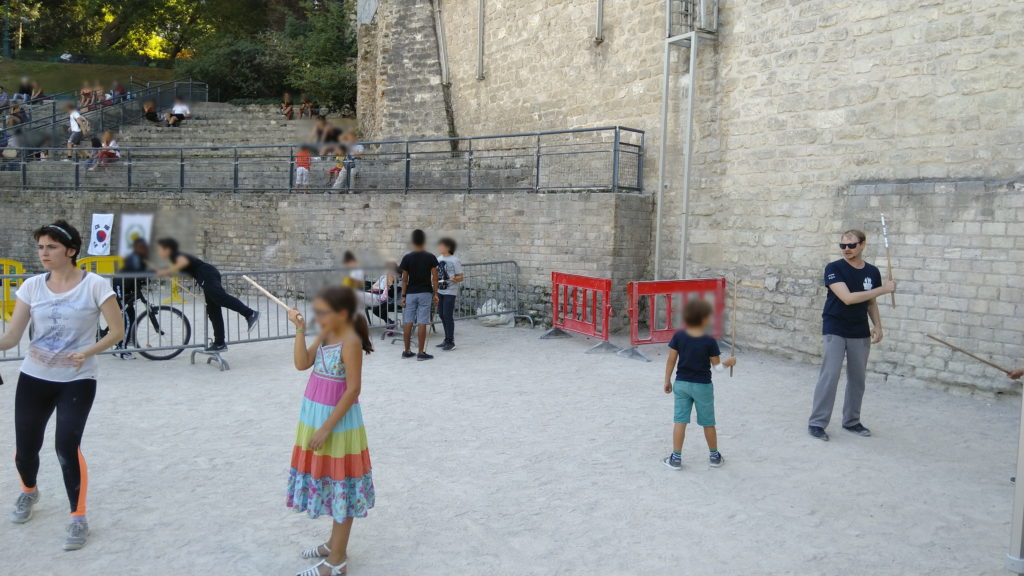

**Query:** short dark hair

left=438, top=237, right=457, bottom=255
left=411, top=229, right=426, bottom=246
left=33, top=220, right=82, bottom=265
left=132, top=237, right=148, bottom=247
left=343, top=251, right=357, bottom=264
left=682, top=299, right=714, bottom=327
left=156, top=238, right=179, bottom=253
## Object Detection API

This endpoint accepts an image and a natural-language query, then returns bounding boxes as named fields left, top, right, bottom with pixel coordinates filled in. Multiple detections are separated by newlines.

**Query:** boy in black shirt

left=399, top=229, right=439, bottom=360
left=662, top=299, right=736, bottom=470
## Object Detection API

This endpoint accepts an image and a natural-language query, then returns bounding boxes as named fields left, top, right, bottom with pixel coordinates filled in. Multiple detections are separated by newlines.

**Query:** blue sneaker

left=709, top=451, right=724, bottom=468
left=662, top=453, right=682, bottom=470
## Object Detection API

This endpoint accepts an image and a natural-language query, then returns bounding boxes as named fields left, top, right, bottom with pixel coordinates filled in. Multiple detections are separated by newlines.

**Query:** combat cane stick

left=926, top=334, right=1012, bottom=376
left=242, top=275, right=303, bottom=322
left=730, top=280, right=737, bottom=377
left=881, top=213, right=895, bottom=308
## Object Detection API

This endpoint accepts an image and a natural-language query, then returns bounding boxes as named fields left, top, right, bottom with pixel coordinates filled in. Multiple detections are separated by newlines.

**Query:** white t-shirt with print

left=437, top=255, right=463, bottom=296
left=16, top=272, right=115, bottom=382
left=69, top=110, right=83, bottom=133
left=172, top=103, right=190, bottom=115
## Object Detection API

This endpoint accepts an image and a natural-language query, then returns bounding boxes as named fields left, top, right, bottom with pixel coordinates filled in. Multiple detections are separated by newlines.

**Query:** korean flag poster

left=88, top=213, right=114, bottom=256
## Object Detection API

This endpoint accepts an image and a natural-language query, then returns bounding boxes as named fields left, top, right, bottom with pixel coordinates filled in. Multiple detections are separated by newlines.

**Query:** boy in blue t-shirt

left=662, top=299, right=736, bottom=470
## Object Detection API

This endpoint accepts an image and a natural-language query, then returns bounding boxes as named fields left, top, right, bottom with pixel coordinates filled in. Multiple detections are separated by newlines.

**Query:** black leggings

left=15, top=373, right=97, bottom=516
left=198, top=270, right=254, bottom=345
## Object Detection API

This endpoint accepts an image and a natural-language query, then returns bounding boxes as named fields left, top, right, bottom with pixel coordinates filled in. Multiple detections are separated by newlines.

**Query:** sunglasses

left=839, top=242, right=861, bottom=250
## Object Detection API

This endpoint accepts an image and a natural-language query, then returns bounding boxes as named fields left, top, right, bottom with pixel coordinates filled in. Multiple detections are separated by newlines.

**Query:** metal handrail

left=0, top=125, right=645, bottom=193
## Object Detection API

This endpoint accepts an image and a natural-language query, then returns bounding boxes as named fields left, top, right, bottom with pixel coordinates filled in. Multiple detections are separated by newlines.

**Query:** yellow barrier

left=163, top=278, right=189, bottom=304
left=1, top=258, right=26, bottom=322
left=78, top=255, right=123, bottom=275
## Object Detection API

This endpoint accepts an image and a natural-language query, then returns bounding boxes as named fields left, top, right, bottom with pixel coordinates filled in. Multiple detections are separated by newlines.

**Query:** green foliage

left=177, top=37, right=290, bottom=101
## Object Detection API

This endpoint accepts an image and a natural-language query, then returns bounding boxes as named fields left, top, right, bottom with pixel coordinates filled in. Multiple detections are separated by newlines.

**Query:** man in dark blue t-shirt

left=808, top=230, right=896, bottom=441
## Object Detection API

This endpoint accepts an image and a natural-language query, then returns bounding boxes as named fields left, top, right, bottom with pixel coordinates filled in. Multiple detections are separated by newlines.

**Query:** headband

left=44, top=225, right=73, bottom=241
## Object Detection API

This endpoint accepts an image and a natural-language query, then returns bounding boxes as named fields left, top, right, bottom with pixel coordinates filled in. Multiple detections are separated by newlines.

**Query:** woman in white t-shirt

left=0, top=220, right=124, bottom=552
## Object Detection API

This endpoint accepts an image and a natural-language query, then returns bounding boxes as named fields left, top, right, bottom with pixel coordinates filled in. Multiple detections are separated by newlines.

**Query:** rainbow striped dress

left=287, top=342, right=375, bottom=522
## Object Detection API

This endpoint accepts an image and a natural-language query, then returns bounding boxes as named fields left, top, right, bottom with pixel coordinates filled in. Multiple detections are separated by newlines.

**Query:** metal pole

left=534, top=133, right=542, bottom=192
left=432, top=0, right=450, bottom=85
left=288, top=146, right=294, bottom=191
left=611, top=127, right=620, bottom=193
left=179, top=148, right=185, bottom=192
left=233, top=147, right=239, bottom=191
left=404, top=141, right=411, bottom=193
left=476, top=0, right=485, bottom=80
left=126, top=149, right=132, bottom=189
left=1008, top=394, right=1024, bottom=574
left=466, top=138, right=473, bottom=192
left=653, top=10, right=672, bottom=280
left=678, top=32, right=698, bottom=280
left=595, top=0, right=605, bottom=44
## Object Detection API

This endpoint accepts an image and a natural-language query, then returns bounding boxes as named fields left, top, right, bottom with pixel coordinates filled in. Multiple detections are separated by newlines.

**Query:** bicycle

left=104, top=282, right=192, bottom=360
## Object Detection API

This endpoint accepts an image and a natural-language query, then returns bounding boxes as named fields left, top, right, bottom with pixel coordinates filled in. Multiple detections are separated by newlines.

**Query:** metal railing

left=0, top=79, right=209, bottom=150
left=0, top=261, right=531, bottom=365
left=0, top=126, right=643, bottom=193
left=669, top=0, right=719, bottom=35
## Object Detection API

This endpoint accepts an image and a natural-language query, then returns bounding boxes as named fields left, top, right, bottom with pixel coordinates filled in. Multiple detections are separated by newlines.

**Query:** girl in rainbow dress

left=287, top=286, right=375, bottom=576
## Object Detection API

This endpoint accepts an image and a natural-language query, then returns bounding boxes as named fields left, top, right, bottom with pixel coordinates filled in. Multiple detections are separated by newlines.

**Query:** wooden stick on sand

left=242, top=275, right=302, bottom=323
left=926, top=334, right=1011, bottom=376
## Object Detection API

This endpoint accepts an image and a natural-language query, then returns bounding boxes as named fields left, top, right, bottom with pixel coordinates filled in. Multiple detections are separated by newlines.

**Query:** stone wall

left=0, top=189, right=652, bottom=325
left=357, top=0, right=1024, bottom=393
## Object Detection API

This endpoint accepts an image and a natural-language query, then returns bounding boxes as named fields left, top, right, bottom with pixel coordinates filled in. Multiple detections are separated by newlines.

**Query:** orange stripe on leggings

left=71, top=449, right=88, bottom=517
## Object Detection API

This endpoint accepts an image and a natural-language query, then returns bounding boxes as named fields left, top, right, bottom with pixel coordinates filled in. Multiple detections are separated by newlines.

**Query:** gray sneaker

left=64, top=520, right=89, bottom=551
left=11, top=490, right=40, bottom=524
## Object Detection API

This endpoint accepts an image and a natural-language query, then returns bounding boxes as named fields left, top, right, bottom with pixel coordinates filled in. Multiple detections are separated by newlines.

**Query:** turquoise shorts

left=673, top=380, right=716, bottom=426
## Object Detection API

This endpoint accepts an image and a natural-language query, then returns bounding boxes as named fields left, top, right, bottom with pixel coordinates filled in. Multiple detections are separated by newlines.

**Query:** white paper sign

left=118, top=213, right=154, bottom=256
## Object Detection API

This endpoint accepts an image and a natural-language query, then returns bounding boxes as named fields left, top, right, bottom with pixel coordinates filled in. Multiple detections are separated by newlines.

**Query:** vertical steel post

left=466, top=139, right=474, bottom=192
left=611, top=127, right=621, bottom=193
left=19, top=150, right=26, bottom=187
left=404, top=141, right=411, bottom=192
left=595, top=0, right=605, bottom=44
left=638, top=131, right=646, bottom=190
left=288, top=146, right=295, bottom=191
left=534, top=133, right=542, bottom=192
left=654, top=9, right=672, bottom=280
left=1008, top=396, right=1024, bottom=574
left=188, top=77, right=193, bottom=103
left=126, top=149, right=132, bottom=189
left=678, top=33, right=699, bottom=280
left=233, top=147, right=239, bottom=191
left=476, top=0, right=486, bottom=80
left=73, top=154, right=80, bottom=190
left=179, top=148, right=185, bottom=192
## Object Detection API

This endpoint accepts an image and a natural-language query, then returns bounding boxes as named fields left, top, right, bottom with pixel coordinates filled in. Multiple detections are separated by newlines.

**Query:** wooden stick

left=730, top=280, right=737, bottom=377
left=242, top=275, right=302, bottom=322
left=881, top=213, right=895, bottom=308
left=926, top=334, right=1011, bottom=375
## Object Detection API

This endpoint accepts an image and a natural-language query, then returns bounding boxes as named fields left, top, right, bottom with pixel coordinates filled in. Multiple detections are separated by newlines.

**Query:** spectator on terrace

left=65, top=103, right=88, bottom=160
left=164, top=97, right=191, bottom=127
left=30, top=80, right=43, bottom=103
left=95, top=130, right=120, bottom=168
left=92, top=81, right=106, bottom=106
left=9, top=103, right=27, bottom=125
left=13, top=77, right=32, bottom=102
left=280, top=92, right=294, bottom=120
left=331, top=131, right=364, bottom=193
left=326, top=143, right=347, bottom=190
left=0, top=86, right=9, bottom=110
left=84, top=135, right=103, bottom=171
left=142, top=100, right=161, bottom=124
left=79, top=81, right=93, bottom=108
left=110, top=81, right=126, bottom=103
left=294, top=145, right=312, bottom=191
left=1, top=128, right=22, bottom=171
left=299, top=94, right=314, bottom=119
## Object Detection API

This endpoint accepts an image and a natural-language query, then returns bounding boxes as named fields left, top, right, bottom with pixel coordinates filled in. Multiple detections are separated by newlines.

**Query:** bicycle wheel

left=133, top=305, right=191, bottom=360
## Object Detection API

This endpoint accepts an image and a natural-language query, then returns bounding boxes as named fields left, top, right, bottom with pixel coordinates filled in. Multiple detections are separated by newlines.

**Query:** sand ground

left=0, top=321, right=1018, bottom=576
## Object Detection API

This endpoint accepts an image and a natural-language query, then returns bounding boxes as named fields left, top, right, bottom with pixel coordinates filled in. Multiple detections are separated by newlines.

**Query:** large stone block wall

left=356, top=0, right=1024, bottom=393
left=0, top=189, right=652, bottom=325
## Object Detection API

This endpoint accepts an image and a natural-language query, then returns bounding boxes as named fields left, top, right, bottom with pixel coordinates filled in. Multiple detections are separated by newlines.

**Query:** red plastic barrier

left=549, top=271, right=613, bottom=341
left=626, top=278, right=727, bottom=347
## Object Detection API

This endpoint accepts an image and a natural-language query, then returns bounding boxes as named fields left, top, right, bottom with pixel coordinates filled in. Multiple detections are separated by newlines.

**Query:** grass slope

left=0, top=61, right=175, bottom=97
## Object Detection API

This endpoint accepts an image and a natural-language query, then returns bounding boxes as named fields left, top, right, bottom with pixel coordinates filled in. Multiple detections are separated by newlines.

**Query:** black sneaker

left=417, top=353, right=434, bottom=361
left=843, top=423, right=872, bottom=437
left=709, top=451, right=724, bottom=468
left=205, top=342, right=228, bottom=352
left=435, top=341, right=449, bottom=348
left=246, top=311, right=261, bottom=332
left=808, top=426, right=829, bottom=441
left=662, top=454, right=682, bottom=470
left=442, top=342, right=455, bottom=351
left=402, top=351, right=416, bottom=359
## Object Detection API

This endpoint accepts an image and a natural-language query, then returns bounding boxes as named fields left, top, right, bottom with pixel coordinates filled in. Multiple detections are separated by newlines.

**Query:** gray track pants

left=809, top=334, right=870, bottom=429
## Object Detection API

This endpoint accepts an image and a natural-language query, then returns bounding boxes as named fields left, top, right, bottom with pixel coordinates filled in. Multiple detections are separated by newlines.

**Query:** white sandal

left=301, top=543, right=330, bottom=559
left=296, top=559, right=347, bottom=576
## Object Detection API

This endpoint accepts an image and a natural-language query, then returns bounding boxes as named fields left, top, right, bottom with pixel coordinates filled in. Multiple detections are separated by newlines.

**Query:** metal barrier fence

left=0, top=126, right=643, bottom=193
left=0, top=79, right=209, bottom=152
left=0, top=261, right=530, bottom=368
